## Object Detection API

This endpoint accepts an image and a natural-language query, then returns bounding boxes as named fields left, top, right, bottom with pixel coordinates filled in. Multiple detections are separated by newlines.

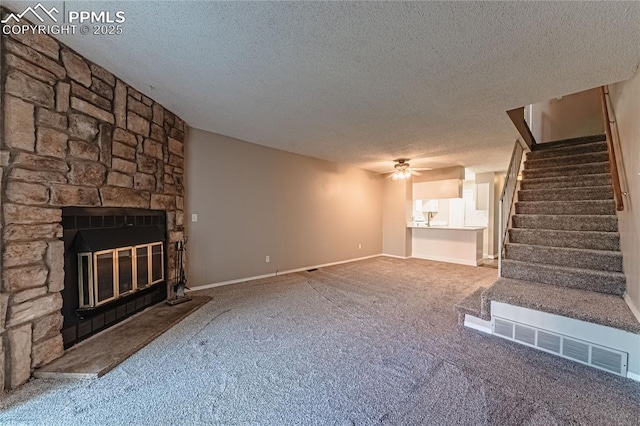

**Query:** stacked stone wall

left=0, top=15, right=186, bottom=390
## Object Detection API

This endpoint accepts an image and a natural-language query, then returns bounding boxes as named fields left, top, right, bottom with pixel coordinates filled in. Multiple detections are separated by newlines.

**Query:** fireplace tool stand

left=167, top=236, right=191, bottom=305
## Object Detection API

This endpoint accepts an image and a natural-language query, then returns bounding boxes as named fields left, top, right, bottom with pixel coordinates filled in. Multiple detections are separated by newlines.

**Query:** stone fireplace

left=1, top=12, right=186, bottom=391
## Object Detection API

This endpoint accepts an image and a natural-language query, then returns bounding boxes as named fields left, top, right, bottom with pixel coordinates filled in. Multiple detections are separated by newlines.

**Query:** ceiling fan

left=383, top=159, right=430, bottom=180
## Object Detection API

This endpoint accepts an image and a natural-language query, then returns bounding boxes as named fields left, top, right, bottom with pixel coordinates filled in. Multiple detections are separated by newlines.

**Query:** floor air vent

left=537, top=331, right=561, bottom=353
left=514, top=324, right=536, bottom=346
left=492, top=317, right=628, bottom=377
left=494, top=318, right=513, bottom=338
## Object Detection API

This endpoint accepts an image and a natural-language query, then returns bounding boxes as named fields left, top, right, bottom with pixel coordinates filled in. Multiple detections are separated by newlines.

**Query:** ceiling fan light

left=388, top=159, right=416, bottom=180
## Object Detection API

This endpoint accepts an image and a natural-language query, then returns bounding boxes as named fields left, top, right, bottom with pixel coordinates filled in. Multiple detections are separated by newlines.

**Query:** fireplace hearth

left=62, top=208, right=168, bottom=348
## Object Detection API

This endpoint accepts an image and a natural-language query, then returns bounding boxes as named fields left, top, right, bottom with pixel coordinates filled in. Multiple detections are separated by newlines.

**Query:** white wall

left=186, top=127, right=383, bottom=287
left=529, top=88, right=604, bottom=143
left=609, top=74, right=640, bottom=319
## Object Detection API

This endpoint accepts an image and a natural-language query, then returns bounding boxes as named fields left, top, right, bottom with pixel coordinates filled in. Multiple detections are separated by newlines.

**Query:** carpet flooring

left=1, top=257, right=639, bottom=425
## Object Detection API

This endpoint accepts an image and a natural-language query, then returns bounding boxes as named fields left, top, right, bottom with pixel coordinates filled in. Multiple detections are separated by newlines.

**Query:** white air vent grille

left=537, top=331, right=561, bottom=353
left=592, top=347, right=623, bottom=375
left=514, top=324, right=536, bottom=345
left=562, top=339, right=589, bottom=363
left=494, top=318, right=513, bottom=338
left=492, top=317, right=628, bottom=377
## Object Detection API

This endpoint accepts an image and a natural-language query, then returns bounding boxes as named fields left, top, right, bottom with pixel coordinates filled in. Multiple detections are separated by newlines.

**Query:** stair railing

left=498, top=139, right=527, bottom=275
left=600, top=86, right=626, bottom=211
left=507, top=107, right=537, bottom=150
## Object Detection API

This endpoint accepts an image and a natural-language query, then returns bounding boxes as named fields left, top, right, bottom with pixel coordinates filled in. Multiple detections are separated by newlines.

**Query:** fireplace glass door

left=78, top=254, right=93, bottom=307
left=95, top=250, right=116, bottom=305
left=78, top=242, right=164, bottom=309
left=151, top=243, right=164, bottom=284
left=117, top=248, right=134, bottom=295
left=136, top=246, right=149, bottom=288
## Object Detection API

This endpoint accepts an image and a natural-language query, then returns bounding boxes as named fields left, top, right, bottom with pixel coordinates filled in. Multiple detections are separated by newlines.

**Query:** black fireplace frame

left=61, top=207, right=168, bottom=349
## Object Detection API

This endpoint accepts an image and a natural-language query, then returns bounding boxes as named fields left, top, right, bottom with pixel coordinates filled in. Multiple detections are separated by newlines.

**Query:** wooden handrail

left=507, top=107, right=537, bottom=150
left=599, top=86, right=624, bottom=211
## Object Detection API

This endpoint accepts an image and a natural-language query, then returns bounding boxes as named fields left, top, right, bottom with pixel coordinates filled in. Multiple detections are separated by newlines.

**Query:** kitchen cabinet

left=413, top=179, right=462, bottom=200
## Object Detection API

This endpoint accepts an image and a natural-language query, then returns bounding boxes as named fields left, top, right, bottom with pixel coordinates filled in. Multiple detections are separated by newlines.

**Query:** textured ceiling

left=5, top=1, right=640, bottom=173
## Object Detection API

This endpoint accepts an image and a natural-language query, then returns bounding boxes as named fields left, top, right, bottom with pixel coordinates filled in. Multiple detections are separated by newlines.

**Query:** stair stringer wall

left=609, top=75, right=640, bottom=322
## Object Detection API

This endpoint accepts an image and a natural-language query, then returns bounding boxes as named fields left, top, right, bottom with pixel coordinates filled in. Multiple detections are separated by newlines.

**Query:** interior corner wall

left=382, top=178, right=411, bottom=257
left=608, top=73, right=640, bottom=317
left=185, top=128, right=383, bottom=287
left=475, top=172, right=504, bottom=258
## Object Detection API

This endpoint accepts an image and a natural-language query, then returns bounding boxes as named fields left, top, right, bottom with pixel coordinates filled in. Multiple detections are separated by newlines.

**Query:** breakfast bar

left=408, top=223, right=485, bottom=266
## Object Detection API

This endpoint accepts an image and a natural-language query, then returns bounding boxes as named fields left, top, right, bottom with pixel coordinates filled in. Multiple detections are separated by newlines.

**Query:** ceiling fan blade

left=409, top=170, right=422, bottom=176
left=386, top=173, right=395, bottom=179
left=411, top=167, right=432, bottom=171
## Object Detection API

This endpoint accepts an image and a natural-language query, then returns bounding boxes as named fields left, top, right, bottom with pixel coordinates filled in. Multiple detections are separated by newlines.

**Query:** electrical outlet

left=191, top=213, right=198, bottom=222
left=265, top=255, right=270, bottom=263
left=358, top=243, right=362, bottom=249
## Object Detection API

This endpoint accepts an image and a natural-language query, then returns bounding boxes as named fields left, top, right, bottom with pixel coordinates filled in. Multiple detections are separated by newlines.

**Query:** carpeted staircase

left=457, top=134, right=640, bottom=336
left=502, top=134, right=626, bottom=296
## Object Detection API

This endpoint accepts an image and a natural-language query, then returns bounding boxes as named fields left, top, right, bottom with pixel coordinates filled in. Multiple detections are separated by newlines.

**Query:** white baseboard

left=484, top=254, right=498, bottom=260
left=464, top=315, right=492, bottom=334
left=190, top=272, right=277, bottom=291
left=623, top=292, right=640, bottom=323
left=412, top=254, right=482, bottom=266
left=381, top=254, right=411, bottom=259
left=188, top=254, right=382, bottom=292
left=627, top=371, right=640, bottom=382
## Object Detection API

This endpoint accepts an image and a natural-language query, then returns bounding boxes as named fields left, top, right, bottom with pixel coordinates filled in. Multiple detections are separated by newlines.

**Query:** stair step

left=524, top=151, right=610, bottom=170
left=512, top=214, right=618, bottom=232
left=505, top=243, right=623, bottom=272
left=482, top=278, right=640, bottom=334
left=509, top=228, right=620, bottom=250
left=515, top=200, right=615, bottom=215
left=501, top=260, right=625, bottom=295
left=520, top=174, right=611, bottom=190
left=455, top=287, right=487, bottom=324
left=531, top=134, right=607, bottom=152
left=527, top=140, right=607, bottom=160
left=518, top=186, right=613, bottom=202
left=522, top=162, right=610, bottom=179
